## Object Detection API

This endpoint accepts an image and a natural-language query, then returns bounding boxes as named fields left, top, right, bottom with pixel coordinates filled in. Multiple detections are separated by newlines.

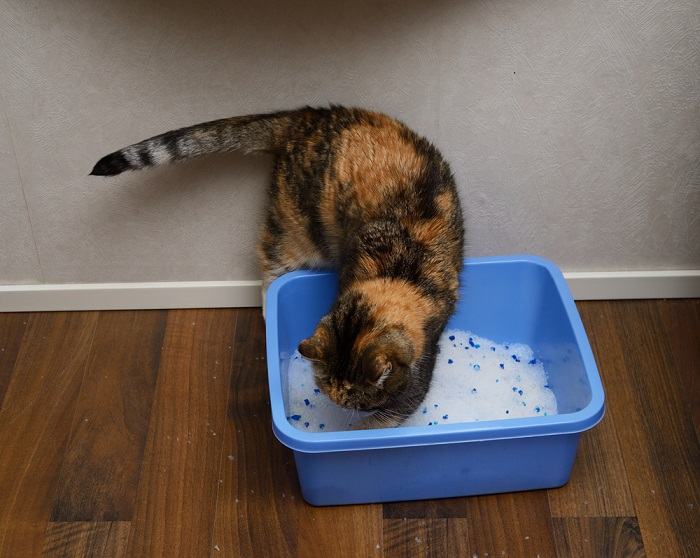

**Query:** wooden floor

left=0, top=300, right=698, bottom=557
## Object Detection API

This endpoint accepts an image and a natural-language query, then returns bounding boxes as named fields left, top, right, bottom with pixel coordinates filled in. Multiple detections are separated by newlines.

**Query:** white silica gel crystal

left=285, top=329, right=558, bottom=432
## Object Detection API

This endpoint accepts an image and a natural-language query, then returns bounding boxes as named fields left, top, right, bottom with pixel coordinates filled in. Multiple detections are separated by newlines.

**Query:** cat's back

left=269, top=105, right=462, bottom=266
left=293, top=106, right=456, bottom=220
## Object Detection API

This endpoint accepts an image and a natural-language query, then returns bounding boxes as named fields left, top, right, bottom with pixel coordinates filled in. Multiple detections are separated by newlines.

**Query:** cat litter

left=285, top=329, right=558, bottom=432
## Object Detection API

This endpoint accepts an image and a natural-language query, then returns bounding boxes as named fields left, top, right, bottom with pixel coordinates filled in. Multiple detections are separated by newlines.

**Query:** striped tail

left=90, top=110, right=296, bottom=176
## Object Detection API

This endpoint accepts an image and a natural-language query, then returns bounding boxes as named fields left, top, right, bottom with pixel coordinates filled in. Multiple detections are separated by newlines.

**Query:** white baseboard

left=0, top=280, right=262, bottom=312
left=564, top=270, right=700, bottom=300
left=0, top=271, right=698, bottom=312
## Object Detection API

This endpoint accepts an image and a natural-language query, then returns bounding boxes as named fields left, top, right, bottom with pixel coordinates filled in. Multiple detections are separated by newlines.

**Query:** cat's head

left=297, top=279, right=429, bottom=411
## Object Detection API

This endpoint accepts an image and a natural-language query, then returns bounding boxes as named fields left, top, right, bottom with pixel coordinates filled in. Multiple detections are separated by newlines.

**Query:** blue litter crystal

left=313, top=388, right=321, bottom=394
left=319, top=423, right=325, bottom=429
left=290, top=415, right=301, bottom=421
left=448, top=335, right=455, bottom=341
left=511, top=354, right=521, bottom=362
left=499, top=363, right=505, bottom=369
left=442, top=414, right=448, bottom=419
left=304, top=421, right=310, bottom=427
left=528, top=358, right=537, bottom=365
left=304, top=399, right=310, bottom=406
left=448, top=358, right=453, bottom=364
left=473, top=364, right=480, bottom=371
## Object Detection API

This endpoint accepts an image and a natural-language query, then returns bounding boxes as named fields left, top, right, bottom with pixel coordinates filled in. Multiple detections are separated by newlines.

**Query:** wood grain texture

left=0, top=312, right=99, bottom=557
left=212, top=309, right=301, bottom=558
left=52, top=310, right=167, bottom=521
left=383, top=519, right=446, bottom=557
left=42, top=522, right=130, bottom=558
left=300, top=503, right=384, bottom=558
left=0, top=301, right=699, bottom=557
left=126, top=309, right=237, bottom=557
left=0, top=312, right=29, bottom=407
left=383, top=497, right=467, bottom=519
left=548, top=415, right=635, bottom=517
left=551, top=517, right=645, bottom=558
left=579, top=301, right=700, bottom=557
left=464, top=491, right=558, bottom=558
left=656, top=299, right=700, bottom=440
left=444, top=519, right=470, bottom=557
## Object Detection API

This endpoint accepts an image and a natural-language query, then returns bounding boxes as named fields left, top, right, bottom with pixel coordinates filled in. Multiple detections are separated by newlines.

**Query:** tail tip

left=90, top=152, right=129, bottom=176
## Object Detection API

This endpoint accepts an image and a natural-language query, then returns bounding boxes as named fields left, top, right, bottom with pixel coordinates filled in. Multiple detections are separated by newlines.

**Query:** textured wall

left=0, top=0, right=698, bottom=285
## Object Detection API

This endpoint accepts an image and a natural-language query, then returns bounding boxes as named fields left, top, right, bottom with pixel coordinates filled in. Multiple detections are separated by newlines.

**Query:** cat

left=91, top=106, right=464, bottom=428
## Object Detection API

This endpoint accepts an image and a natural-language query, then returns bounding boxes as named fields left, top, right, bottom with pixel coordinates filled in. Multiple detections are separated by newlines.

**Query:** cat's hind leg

left=257, top=226, right=327, bottom=319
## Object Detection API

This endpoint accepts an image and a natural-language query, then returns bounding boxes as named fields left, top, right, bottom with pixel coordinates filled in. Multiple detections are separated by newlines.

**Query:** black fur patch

left=161, top=130, right=182, bottom=160
left=138, top=147, right=152, bottom=167
left=328, top=292, right=373, bottom=381
left=89, top=151, right=130, bottom=176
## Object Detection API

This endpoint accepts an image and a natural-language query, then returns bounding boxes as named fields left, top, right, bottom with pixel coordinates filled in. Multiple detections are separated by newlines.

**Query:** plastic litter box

left=265, top=255, right=605, bottom=506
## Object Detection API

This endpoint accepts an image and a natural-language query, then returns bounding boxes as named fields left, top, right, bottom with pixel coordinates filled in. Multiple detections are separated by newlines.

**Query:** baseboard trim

left=0, top=271, right=698, bottom=312
left=0, top=280, right=262, bottom=312
left=564, top=270, right=700, bottom=300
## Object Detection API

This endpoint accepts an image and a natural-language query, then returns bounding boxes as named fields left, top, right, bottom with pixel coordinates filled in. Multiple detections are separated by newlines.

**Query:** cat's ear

left=298, top=327, right=329, bottom=362
left=362, top=337, right=412, bottom=391
left=362, top=350, right=393, bottom=384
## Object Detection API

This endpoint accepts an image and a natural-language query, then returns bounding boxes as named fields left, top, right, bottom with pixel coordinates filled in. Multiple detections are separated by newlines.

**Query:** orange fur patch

left=335, top=121, right=425, bottom=216
left=351, top=278, right=432, bottom=353
left=435, top=191, right=455, bottom=214
left=410, top=218, right=446, bottom=246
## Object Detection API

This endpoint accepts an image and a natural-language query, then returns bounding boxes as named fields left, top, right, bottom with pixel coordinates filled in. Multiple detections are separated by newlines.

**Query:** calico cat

left=91, top=106, right=464, bottom=428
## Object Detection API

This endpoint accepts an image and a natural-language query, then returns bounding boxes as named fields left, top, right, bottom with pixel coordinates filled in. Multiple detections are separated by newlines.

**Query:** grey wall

left=1, top=0, right=698, bottom=285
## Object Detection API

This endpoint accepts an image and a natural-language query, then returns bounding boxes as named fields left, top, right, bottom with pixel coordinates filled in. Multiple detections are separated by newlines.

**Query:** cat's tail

left=89, top=110, right=297, bottom=176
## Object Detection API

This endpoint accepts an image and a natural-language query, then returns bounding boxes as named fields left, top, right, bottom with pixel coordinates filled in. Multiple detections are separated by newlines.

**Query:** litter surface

left=285, top=329, right=558, bottom=432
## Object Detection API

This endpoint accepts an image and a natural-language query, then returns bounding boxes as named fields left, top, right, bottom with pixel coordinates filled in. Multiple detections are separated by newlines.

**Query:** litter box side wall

left=293, top=433, right=581, bottom=506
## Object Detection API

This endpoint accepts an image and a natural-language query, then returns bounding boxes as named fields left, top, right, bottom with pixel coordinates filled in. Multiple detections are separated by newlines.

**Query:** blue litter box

left=265, top=255, right=604, bottom=506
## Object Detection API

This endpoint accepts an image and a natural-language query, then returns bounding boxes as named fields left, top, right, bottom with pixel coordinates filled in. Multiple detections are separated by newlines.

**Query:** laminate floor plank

left=577, top=301, right=700, bottom=557
left=0, top=312, right=29, bottom=408
left=0, top=312, right=99, bottom=557
left=42, top=521, right=130, bottom=558
left=126, top=309, right=237, bottom=557
left=51, top=310, right=167, bottom=521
